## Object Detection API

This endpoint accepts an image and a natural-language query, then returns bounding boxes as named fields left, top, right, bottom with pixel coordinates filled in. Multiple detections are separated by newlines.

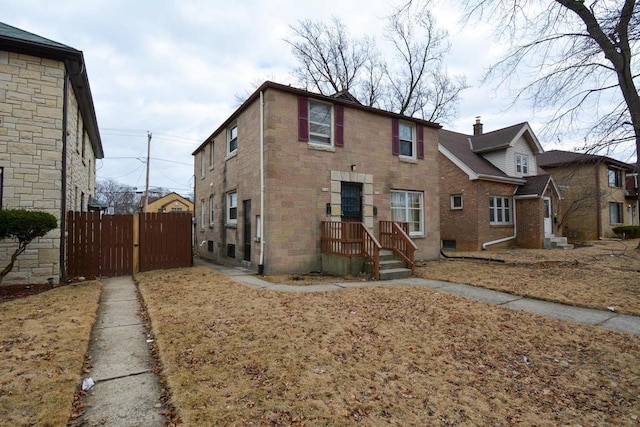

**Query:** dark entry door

left=341, top=182, right=362, bottom=222
left=243, top=200, right=251, bottom=261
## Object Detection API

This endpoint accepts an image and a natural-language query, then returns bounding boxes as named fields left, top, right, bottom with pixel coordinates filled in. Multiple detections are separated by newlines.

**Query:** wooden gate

left=66, top=211, right=192, bottom=278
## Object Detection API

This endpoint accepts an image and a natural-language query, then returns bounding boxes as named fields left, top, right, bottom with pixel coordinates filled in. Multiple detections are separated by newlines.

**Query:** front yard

left=137, top=255, right=640, bottom=425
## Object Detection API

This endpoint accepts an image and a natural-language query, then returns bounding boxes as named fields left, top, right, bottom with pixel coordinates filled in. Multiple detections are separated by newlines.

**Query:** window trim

left=308, top=100, right=333, bottom=146
left=515, top=154, right=529, bottom=175
left=227, top=124, right=238, bottom=156
left=391, top=189, right=424, bottom=237
left=200, top=150, right=206, bottom=178
left=450, top=194, right=463, bottom=210
left=398, top=122, right=416, bottom=159
left=200, top=199, right=206, bottom=231
left=489, top=196, right=512, bottom=225
left=608, top=167, right=622, bottom=188
left=609, top=201, right=623, bottom=224
left=227, top=191, right=238, bottom=224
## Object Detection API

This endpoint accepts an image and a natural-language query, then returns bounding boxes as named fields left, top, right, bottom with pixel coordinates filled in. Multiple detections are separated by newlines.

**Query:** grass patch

left=418, top=239, right=640, bottom=315
left=138, top=266, right=640, bottom=425
left=0, top=282, right=101, bottom=426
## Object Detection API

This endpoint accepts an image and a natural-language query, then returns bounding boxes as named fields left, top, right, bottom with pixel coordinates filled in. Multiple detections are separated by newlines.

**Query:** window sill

left=308, top=143, right=335, bottom=152
left=399, top=156, right=417, bottom=164
left=225, top=151, right=238, bottom=161
left=489, top=223, right=513, bottom=228
left=225, top=222, right=237, bottom=229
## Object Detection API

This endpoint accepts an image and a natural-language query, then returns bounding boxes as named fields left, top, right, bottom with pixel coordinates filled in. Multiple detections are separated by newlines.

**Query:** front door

left=543, top=197, right=552, bottom=237
left=243, top=200, right=251, bottom=261
left=341, top=182, right=362, bottom=222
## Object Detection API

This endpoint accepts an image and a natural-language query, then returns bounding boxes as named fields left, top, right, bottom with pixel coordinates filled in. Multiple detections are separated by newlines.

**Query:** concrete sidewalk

left=196, top=259, right=640, bottom=337
left=77, top=276, right=165, bottom=426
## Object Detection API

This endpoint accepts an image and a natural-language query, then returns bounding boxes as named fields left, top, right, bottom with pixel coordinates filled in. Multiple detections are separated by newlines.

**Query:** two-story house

left=0, top=22, right=103, bottom=284
left=439, top=119, right=563, bottom=250
left=537, top=150, right=637, bottom=240
left=192, top=81, right=441, bottom=277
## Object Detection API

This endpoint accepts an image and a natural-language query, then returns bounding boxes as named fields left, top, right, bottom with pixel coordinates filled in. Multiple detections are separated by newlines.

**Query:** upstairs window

left=399, top=123, right=415, bottom=158
left=209, top=140, right=215, bottom=168
left=200, top=199, right=205, bottom=231
left=489, top=196, right=511, bottom=225
left=450, top=194, right=463, bottom=210
left=228, top=124, right=238, bottom=155
left=516, top=154, right=529, bottom=175
left=309, top=101, right=332, bottom=145
left=200, top=151, right=206, bottom=178
left=608, top=167, right=622, bottom=188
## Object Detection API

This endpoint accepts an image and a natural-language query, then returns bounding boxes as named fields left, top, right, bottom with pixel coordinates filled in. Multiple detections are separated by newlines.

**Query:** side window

left=200, top=199, right=205, bottom=231
left=209, top=140, right=215, bottom=168
left=450, top=194, right=463, bottom=210
left=200, top=150, right=206, bottom=178
left=227, top=191, right=237, bottom=224
left=228, top=124, right=238, bottom=155
left=209, top=195, right=215, bottom=226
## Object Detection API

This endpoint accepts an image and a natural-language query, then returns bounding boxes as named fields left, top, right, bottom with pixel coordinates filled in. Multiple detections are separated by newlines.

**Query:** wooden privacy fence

left=66, top=211, right=192, bottom=278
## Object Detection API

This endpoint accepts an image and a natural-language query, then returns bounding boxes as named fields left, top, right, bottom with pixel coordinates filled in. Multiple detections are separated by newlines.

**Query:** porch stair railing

left=379, top=221, right=417, bottom=274
left=320, top=221, right=381, bottom=279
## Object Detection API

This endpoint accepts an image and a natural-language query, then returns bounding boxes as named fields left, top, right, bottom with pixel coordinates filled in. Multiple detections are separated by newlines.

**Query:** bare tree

left=286, top=9, right=467, bottom=123
left=95, top=179, right=140, bottom=214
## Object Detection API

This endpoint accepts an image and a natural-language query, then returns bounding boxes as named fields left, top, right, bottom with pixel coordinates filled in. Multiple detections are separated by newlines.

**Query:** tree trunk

left=0, top=242, right=29, bottom=285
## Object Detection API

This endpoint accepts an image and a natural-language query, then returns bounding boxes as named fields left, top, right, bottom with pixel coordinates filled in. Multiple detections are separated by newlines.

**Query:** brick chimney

left=473, top=116, right=483, bottom=136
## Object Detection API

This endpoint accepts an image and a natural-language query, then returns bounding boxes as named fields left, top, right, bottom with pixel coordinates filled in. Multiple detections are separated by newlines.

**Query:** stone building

left=192, top=81, right=441, bottom=275
left=0, top=22, right=103, bottom=283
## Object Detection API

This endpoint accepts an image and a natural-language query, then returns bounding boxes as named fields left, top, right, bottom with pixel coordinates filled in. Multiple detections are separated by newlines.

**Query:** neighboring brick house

left=439, top=119, right=562, bottom=251
left=537, top=150, right=637, bottom=241
left=192, top=81, right=441, bottom=275
left=139, top=192, right=194, bottom=213
left=0, top=22, right=103, bottom=284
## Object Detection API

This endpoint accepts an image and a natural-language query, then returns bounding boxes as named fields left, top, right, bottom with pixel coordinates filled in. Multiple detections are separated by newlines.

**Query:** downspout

left=595, top=163, right=602, bottom=238
left=60, top=70, right=69, bottom=280
left=258, top=91, right=265, bottom=274
left=60, top=60, right=84, bottom=280
left=482, top=198, right=517, bottom=250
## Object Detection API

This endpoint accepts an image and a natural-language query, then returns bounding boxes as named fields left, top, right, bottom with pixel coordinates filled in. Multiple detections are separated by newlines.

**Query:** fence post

left=133, top=213, right=140, bottom=274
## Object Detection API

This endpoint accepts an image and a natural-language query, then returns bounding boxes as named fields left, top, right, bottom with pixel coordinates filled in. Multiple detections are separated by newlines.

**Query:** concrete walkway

left=77, top=276, right=165, bottom=427
left=196, top=259, right=640, bottom=337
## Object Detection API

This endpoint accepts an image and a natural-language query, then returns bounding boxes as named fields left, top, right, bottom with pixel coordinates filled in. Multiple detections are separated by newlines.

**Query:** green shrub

left=612, top=225, right=640, bottom=239
left=0, top=209, right=58, bottom=284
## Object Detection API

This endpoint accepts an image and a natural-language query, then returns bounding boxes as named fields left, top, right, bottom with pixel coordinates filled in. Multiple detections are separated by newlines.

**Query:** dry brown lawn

left=0, top=282, right=101, bottom=426
left=138, top=266, right=640, bottom=426
left=418, top=239, right=640, bottom=316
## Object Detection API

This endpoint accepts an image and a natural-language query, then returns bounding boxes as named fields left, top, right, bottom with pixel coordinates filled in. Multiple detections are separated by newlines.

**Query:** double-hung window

left=209, top=141, right=215, bottom=168
left=228, top=124, right=238, bottom=155
left=200, top=199, right=205, bottom=231
left=227, top=191, right=237, bottom=224
left=309, top=101, right=332, bottom=145
left=209, top=195, right=215, bottom=226
left=399, top=123, right=415, bottom=158
left=608, top=167, right=622, bottom=188
left=609, top=202, right=623, bottom=224
left=515, top=154, right=528, bottom=175
left=200, top=151, right=206, bottom=178
left=391, top=190, right=424, bottom=237
left=489, top=196, right=511, bottom=225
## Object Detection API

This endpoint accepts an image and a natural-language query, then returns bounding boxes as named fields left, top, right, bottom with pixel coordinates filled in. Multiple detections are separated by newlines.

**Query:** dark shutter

left=391, top=118, right=400, bottom=155
left=417, top=124, right=424, bottom=159
left=298, top=96, right=309, bottom=141
left=335, top=104, right=344, bottom=147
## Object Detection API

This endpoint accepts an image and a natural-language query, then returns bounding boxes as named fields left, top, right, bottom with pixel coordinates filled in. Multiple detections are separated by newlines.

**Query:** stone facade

left=0, top=45, right=100, bottom=284
left=194, top=83, right=441, bottom=275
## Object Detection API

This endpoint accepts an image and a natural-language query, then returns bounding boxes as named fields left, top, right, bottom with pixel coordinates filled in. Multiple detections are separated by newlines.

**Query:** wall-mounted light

left=350, top=164, right=356, bottom=171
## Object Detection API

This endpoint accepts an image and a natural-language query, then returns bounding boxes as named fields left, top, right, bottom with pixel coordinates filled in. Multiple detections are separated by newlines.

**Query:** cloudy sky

left=4, top=0, right=628, bottom=196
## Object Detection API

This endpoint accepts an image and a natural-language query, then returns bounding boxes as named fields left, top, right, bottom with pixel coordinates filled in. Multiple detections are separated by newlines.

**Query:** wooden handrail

left=320, top=221, right=381, bottom=279
left=379, top=221, right=417, bottom=273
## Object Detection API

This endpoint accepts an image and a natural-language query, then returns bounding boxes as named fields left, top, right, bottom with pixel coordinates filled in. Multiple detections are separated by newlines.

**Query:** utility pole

left=144, top=131, right=152, bottom=213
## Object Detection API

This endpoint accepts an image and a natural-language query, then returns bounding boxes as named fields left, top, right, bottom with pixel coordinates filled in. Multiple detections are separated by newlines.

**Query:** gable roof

left=514, top=174, right=561, bottom=199
left=537, top=150, right=634, bottom=171
left=470, top=122, right=543, bottom=154
left=192, top=81, right=441, bottom=155
left=140, top=192, right=194, bottom=210
left=330, top=90, right=362, bottom=104
left=0, top=21, right=103, bottom=158
left=439, top=128, right=525, bottom=184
